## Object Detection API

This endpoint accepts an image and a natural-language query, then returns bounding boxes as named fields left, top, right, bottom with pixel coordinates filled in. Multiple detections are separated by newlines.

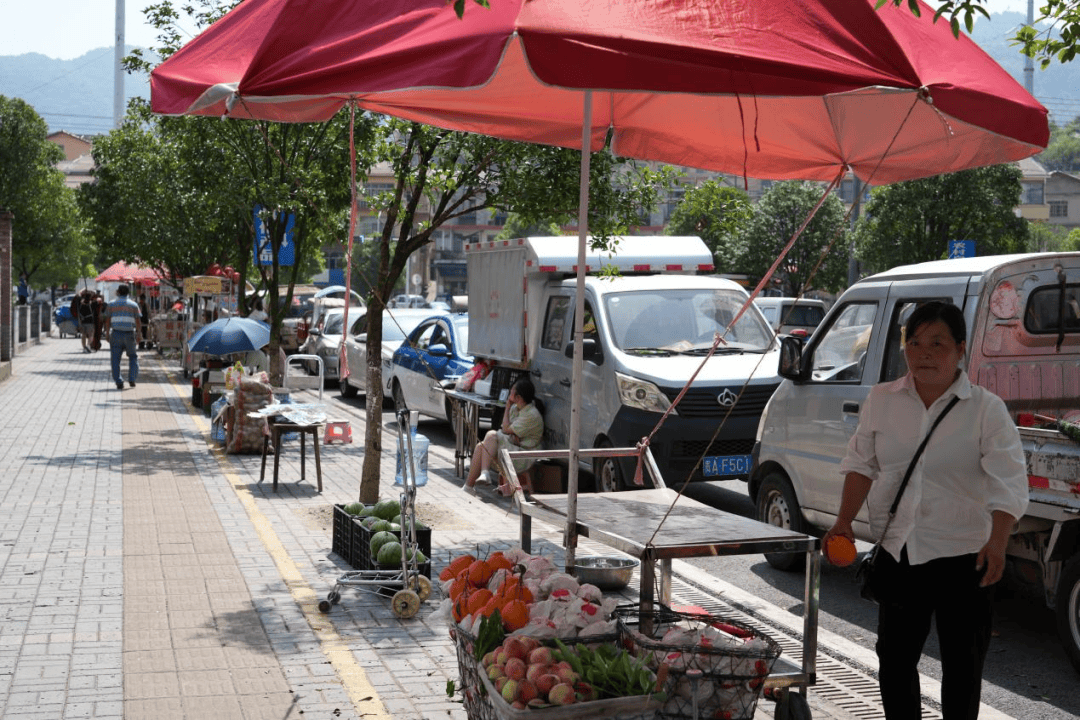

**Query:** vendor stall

left=181, top=274, right=233, bottom=377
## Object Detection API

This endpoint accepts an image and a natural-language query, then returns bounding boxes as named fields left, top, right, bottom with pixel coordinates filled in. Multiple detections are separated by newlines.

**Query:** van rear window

left=1023, top=284, right=1080, bottom=334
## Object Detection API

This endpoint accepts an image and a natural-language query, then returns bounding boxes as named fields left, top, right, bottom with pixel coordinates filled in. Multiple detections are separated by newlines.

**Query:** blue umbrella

left=187, top=317, right=270, bottom=356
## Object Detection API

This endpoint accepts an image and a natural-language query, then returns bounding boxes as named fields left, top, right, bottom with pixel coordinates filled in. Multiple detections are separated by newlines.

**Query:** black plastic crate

left=331, top=504, right=364, bottom=567
left=354, top=522, right=432, bottom=571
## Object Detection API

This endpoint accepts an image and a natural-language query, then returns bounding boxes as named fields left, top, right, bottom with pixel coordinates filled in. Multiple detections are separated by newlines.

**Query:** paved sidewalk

left=0, top=338, right=858, bottom=720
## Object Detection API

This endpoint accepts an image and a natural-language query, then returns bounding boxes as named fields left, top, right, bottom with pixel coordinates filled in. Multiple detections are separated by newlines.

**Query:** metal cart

left=504, top=445, right=820, bottom=720
left=318, top=409, right=432, bottom=618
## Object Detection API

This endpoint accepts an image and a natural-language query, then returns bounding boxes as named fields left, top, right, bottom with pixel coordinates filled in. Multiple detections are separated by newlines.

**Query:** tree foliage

left=853, top=164, right=1028, bottom=274
left=665, top=181, right=752, bottom=270
left=886, top=0, right=1080, bottom=67
left=1039, top=118, right=1080, bottom=172
left=0, top=96, right=95, bottom=288
left=733, top=181, right=850, bottom=296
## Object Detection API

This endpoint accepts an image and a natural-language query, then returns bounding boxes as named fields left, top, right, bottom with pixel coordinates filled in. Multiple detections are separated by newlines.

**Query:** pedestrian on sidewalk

left=76, top=293, right=96, bottom=352
left=91, top=293, right=106, bottom=351
left=138, top=292, right=151, bottom=349
left=823, top=302, right=1028, bottom=720
left=103, top=284, right=142, bottom=389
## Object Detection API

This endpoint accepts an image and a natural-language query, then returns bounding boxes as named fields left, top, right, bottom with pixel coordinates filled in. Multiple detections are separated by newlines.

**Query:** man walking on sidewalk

left=104, top=284, right=142, bottom=389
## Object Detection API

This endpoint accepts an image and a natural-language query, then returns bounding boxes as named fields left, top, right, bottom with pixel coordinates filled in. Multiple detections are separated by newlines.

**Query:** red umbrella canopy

left=95, top=261, right=166, bottom=284
left=151, top=0, right=1048, bottom=183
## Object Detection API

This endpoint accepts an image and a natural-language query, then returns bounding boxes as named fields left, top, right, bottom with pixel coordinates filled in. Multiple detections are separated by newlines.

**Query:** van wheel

left=340, top=375, right=358, bottom=399
left=757, top=472, right=806, bottom=571
left=593, top=439, right=625, bottom=493
left=1056, top=555, right=1080, bottom=674
left=393, top=381, right=408, bottom=415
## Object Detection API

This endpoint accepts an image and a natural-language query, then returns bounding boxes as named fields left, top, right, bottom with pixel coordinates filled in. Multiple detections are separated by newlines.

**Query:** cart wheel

left=318, top=599, right=332, bottom=613
left=408, top=575, right=432, bottom=602
left=773, top=689, right=812, bottom=720
left=328, top=590, right=341, bottom=605
left=391, top=589, right=421, bottom=619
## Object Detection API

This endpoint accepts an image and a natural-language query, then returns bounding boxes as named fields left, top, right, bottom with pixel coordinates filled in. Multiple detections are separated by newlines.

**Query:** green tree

left=353, top=121, right=673, bottom=501
left=853, top=164, right=1028, bottom=274
left=1027, top=220, right=1080, bottom=251
left=1038, top=118, right=1080, bottom=172
left=734, top=181, right=849, bottom=296
left=665, top=181, right=752, bottom=270
left=0, top=96, right=95, bottom=289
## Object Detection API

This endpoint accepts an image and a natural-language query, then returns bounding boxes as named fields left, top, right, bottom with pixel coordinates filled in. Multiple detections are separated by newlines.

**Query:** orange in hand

left=825, top=535, right=857, bottom=567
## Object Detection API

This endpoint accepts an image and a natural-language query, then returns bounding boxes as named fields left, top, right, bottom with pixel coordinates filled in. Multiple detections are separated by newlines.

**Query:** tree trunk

left=359, top=305, right=385, bottom=504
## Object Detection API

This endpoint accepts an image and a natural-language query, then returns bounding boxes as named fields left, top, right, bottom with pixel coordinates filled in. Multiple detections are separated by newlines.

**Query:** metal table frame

left=505, top=446, right=820, bottom=693
left=445, top=388, right=504, bottom=478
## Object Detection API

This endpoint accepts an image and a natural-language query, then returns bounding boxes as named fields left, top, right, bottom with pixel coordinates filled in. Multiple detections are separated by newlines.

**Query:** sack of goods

left=227, top=376, right=272, bottom=454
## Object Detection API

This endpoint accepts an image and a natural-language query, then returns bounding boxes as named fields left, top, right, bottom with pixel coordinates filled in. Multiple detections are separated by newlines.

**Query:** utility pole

left=1024, top=0, right=1035, bottom=97
left=113, top=0, right=125, bottom=128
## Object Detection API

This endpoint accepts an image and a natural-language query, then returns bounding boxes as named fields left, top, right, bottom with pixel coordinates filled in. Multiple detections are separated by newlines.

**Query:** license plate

left=702, top=454, right=752, bottom=477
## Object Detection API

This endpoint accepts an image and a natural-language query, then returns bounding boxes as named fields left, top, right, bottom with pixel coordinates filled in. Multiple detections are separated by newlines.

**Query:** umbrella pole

left=564, top=91, right=593, bottom=571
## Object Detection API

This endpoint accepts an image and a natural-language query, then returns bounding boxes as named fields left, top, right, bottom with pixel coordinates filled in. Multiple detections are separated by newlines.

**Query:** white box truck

left=750, top=252, right=1080, bottom=672
left=465, top=236, right=781, bottom=491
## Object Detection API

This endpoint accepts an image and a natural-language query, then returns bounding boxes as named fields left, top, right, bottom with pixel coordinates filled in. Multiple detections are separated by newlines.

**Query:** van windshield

left=606, top=289, right=773, bottom=354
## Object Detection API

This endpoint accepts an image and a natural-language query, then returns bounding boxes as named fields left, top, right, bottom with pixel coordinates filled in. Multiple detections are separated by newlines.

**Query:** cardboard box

left=530, top=462, right=564, bottom=493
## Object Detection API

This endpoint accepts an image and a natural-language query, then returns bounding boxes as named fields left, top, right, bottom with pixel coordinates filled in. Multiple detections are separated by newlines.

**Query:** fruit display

left=439, top=547, right=619, bottom=639
left=478, top=635, right=659, bottom=711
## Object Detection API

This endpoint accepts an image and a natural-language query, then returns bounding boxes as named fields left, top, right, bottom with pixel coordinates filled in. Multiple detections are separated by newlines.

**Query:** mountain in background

left=0, top=10, right=1076, bottom=139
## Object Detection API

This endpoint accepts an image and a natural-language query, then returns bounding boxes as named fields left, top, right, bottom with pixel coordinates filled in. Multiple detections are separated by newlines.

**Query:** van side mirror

left=779, top=335, right=808, bottom=381
left=564, top=338, right=603, bottom=364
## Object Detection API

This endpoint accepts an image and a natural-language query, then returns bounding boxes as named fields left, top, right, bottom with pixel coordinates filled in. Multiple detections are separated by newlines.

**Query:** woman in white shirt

left=247, top=298, right=269, bottom=323
left=824, top=301, right=1028, bottom=720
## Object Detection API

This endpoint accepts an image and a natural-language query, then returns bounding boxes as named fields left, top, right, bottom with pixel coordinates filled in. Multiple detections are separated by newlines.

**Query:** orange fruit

left=448, top=554, right=476, bottom=577
left=449, top=577, right=469, bottom=602
left=502, top=599, right=529, bottom=632
left=439, top=566, right=455, bottom=582
left=468, top=559, right=494, bottom=588
left=824, top=535, right=857, bottom=567
left=467, top=589, right=494, bottom=616
left=481, top=596, right=501, bottom=618
left=488, top=554, right=513, bottom=572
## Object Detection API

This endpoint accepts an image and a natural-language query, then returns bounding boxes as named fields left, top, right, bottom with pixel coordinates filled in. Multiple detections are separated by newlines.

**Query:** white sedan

left=338, top=308, right=431, bottom=400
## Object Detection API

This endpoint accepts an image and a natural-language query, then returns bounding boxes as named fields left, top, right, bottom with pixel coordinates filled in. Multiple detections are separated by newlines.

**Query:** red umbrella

left=96, top=261, right=166, bottom=284
left=150, top=0, right=1048, bottom=563
left=151, top=0, right=1047, bottom=184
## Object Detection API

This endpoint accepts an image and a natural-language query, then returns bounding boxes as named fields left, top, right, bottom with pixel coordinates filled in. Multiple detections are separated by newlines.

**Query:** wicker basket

left=617, top=609, right=782, bottom=720
left=452, top=624, right=499, bottom=720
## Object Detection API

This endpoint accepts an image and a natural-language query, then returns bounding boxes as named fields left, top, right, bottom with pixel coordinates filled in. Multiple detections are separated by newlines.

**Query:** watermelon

left=343, top=502, right=364, bottom=516
left=358, top=505, right=377, bottom=517
left=370, top=519, right=393, bottom=533
left=377, top=541, right=403, bottom=566
left=408, top=547, right=427, bottom=563
left=361, top=515, right=381, bottom=531
left=369, top=531, right=398, bottom=558
left=373, top=499, right=400, bottom=520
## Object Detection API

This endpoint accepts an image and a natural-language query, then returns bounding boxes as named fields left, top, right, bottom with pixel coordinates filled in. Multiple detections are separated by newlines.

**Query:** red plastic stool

left=323, top=420, right=352, bottom=445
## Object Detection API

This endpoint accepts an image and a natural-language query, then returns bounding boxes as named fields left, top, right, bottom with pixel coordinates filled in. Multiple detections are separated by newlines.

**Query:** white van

left=753, top=296, right=827, bottom=337
left=466, top=236, right=781, bottom=491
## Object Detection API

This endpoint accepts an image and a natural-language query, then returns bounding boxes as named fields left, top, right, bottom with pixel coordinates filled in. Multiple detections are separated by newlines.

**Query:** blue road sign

left=948, top=240, right=975, bottom=259
left=253, top=205, right=296, bottom=266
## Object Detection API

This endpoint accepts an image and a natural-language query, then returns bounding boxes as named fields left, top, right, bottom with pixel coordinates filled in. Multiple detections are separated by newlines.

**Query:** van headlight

left=617, top=373, right=674, bottom=414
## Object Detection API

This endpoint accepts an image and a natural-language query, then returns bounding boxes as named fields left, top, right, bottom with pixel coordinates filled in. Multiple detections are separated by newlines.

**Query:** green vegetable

left=474, top=610, right=505, bottom=661
left=552, top=640, right=658, bottom=700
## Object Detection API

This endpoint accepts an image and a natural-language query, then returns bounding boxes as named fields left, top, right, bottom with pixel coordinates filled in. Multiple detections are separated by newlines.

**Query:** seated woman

left=463, top=378, right=543, bottom=496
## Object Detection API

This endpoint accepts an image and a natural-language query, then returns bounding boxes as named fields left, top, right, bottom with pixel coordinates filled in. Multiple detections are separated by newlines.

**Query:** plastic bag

left=458, top=359, right=492, bottom=392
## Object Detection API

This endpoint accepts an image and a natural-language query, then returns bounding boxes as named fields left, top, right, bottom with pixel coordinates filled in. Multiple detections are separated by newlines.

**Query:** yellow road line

left=169, top=373, right=390, bottom=720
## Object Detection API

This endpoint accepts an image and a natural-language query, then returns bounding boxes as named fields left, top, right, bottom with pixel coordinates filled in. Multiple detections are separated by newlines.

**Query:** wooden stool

left=260, top=419, right=323, bottom=493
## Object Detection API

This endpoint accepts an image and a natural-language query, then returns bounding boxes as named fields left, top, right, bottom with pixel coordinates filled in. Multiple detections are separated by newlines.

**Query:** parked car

left=279, top=284, right=323, bottom=352
left=339, top=308, right=431, bottom=400
left=753, top=297, right=827, bottom=338
left=389, top=313, right=472, bottom=423
left=298, top=307, right=350, bottom=380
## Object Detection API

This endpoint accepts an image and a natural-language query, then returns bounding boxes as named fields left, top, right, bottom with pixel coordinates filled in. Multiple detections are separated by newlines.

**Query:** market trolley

left=318, top=409, right=432, bottom=618
left=502, top=445, right=821, bottom=720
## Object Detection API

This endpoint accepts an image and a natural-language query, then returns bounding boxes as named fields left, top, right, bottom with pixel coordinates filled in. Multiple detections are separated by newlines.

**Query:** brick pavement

left=0, top=337, right=858, bottom=720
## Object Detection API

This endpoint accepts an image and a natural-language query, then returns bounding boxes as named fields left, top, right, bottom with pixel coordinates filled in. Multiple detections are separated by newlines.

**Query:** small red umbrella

left=96, top=261, right=166, bottom=284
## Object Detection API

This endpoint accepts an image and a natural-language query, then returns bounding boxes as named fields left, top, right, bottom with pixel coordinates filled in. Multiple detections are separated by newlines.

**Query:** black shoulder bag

left=856, top=395, right=960, bottom=604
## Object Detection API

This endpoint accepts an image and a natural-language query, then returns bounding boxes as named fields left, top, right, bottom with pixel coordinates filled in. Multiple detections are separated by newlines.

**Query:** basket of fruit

left=617, top=609, right=782, bottom=720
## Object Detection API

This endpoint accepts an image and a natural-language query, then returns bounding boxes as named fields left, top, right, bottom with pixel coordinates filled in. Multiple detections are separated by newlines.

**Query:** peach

left=555, top=665, right=579, bottom=685
left=574, top=681, right=598, bottom=702
left=481, top=650, right=496, bottom=668
left=525, top=663, right=549, bottom=683
left=548, top=683, right=576, bottom=705
left=518, top=636, right=541, bottom=653
left=504, top=657, right=527, bottom=681
left=487, top=664, right=506, bottom=681
left=495, top=676, right=509, bottom=693
left=517, top=679, right=539, bottom=703
left=527, top=646, right=554, bottom=666
left=535, top=674, right=559, bottom=696
left=503, top=637, right=528, bottom=661
left=501, top=679, right=519, bottom=704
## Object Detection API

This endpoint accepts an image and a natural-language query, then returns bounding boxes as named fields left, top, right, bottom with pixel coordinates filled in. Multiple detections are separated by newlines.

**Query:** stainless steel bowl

left=569, top=555, right=639, bottom=590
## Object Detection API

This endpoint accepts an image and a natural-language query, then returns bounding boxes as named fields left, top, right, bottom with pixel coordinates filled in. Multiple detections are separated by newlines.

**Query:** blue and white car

left=389, top=313, right=472, bottom=423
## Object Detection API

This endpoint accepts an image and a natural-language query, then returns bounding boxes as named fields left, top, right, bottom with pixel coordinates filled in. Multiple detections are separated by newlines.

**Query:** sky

left=1, top=0, right=1035, bottom=61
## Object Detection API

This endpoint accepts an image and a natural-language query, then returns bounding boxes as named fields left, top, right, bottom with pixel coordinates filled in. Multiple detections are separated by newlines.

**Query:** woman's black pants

left=874, top=548, right=993, bottom=720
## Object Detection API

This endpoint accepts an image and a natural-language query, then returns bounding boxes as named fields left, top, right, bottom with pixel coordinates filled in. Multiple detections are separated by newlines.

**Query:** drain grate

left=618, top=568, right=944, bottom=720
